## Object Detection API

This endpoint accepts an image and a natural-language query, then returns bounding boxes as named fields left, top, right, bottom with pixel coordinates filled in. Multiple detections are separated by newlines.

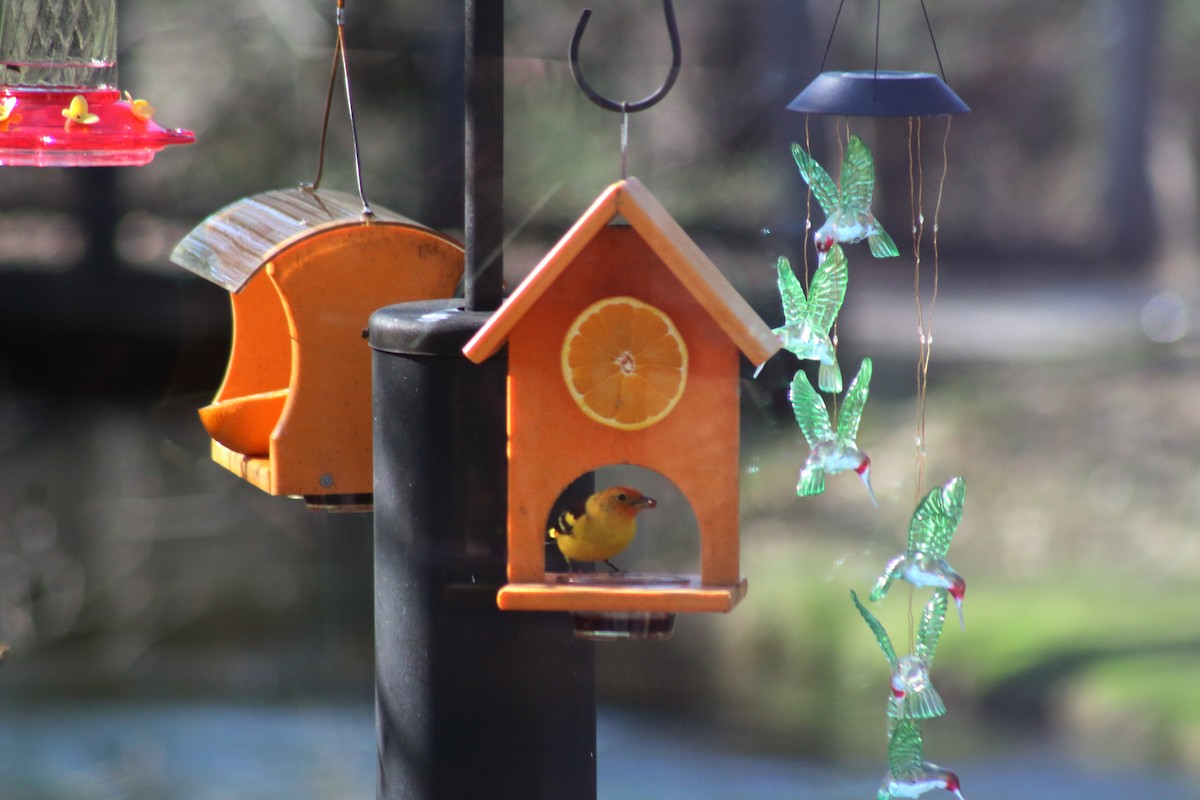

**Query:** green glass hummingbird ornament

left=852, top=589, right=949, bottom=723
left=878, top=719, right=964, bottom=800
left=793, top=134, right=899, bottom=262
left=790, top=357, right=874, bottom=504
left=871, top=477, right=966, bottom=626
left=755, top=248, right=848, bottom=391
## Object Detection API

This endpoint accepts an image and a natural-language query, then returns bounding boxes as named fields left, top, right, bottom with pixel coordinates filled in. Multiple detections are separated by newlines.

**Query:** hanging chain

left=307, top=0, right=374, bottom=219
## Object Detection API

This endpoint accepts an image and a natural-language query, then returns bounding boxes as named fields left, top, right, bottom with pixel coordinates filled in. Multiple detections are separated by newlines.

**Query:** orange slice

left=561, top=296, right=688, bottom=431
left=199, top=388, right=289, bottom=456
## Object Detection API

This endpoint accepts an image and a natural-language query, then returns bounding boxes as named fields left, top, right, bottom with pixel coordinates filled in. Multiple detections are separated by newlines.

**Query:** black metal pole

left=370, top=3, right=597, bottom=798
left=464, top=0, right=505, bottom=311
left=370, top=303, right=597, bottom=800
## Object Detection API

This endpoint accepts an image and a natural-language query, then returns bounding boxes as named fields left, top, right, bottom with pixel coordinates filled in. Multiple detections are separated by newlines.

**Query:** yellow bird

left=549, top=486, right=656, bottom=573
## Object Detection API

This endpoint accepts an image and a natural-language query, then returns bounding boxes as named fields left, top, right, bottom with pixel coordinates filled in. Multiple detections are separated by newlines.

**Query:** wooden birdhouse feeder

left=463, top=177, right=779, bottom=635
left=172, top=187, right=463, bottom=510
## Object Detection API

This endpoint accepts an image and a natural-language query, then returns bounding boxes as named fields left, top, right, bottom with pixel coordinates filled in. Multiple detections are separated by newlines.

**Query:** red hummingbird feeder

left=0, top=0, right=193, bottom=166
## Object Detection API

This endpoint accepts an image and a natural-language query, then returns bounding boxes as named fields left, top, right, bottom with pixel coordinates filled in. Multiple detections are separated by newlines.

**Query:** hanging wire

left=817, top=0, right=847, bottom=74
left=920, top=0, right=948, bottom=82
left=910, top=116, right=928, bottom=502
left=873, top=0, right=882, bottom=80
left=307, top=0, right=374, bottom=219
left=620, top=109, right=630, bottom=179
left=816, top=0, right=949, bottom=84
left=802, top=117, right=814, bottom=290
left=905, top=115, right=953, bottom=652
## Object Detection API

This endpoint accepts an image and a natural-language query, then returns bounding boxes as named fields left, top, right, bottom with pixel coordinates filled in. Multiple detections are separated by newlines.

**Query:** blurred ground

left=0, top=701, right=1196, bottom=799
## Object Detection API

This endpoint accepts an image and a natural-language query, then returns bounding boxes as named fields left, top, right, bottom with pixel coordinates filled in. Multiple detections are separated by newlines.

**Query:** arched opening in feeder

left=497, top=452, right=747, bottom=641
left=541, top=465, right=702, bottom=641
left=545, top=465, right=701, bottom=576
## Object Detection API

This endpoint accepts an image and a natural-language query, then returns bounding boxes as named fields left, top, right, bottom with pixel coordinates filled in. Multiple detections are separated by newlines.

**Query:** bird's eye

left=616, top=492, right=627, bottom=502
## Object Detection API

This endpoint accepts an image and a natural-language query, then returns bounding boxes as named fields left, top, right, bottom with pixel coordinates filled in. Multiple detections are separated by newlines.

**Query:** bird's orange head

left=595, top=486, right=657, bottom=519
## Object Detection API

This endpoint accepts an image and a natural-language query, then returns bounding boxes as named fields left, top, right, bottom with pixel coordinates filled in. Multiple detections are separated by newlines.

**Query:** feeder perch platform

left=497, top=573, right=748, bottom=613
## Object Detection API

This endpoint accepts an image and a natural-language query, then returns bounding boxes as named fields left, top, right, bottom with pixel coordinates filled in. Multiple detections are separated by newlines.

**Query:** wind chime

left=757, top=1, right=972, bottom=796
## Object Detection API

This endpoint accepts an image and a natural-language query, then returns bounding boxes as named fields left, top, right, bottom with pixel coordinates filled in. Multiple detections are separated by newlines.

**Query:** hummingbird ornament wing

left=852, top=590, right=898, bottom=668
left=836, top=357, right=873, bottom=447
left=907, top=476, right=966, bottom=559
left=807, top=244, right=848, bottom=336
left=774, top=255, right=808, bottom=328
left=808, top=244, right=848, bottom=393
left=792, top=141, right=840, bottom=217
left=915, top=589, right=950, bottom=667
left=839, top=135, right=876, bottom=215
left=886, top=719, right=926, bottom=777
left=840, top=135, right=899, bottom=259
left=789, top=368, right=834, bottom=447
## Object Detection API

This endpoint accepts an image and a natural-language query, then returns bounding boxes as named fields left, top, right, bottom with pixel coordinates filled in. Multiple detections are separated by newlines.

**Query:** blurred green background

left=0, top=0, right=1199, bottom=796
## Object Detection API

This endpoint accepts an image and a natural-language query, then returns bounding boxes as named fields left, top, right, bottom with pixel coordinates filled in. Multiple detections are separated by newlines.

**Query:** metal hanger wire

left=817, top=0, right=948, bottom=83
left=307, top=0, right=374, bottom=219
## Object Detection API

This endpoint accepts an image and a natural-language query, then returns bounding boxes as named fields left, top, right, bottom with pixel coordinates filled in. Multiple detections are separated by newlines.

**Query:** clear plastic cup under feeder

left=554, top=572, right=691, bottom=640
left=0, top=0, right=193, bottom=166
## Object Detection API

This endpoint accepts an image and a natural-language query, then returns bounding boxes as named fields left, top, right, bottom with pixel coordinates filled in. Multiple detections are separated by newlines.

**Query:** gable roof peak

left=463, top=177, right=779, bottom=366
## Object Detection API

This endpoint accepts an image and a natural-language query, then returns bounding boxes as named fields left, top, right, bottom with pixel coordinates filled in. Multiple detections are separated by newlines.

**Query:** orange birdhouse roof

left=463, top=177, right=780, bottom=366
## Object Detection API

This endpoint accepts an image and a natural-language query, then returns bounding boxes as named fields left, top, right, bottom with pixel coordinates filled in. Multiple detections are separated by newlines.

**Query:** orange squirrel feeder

left=173, top=188, right=463, bottom=509
left=463, top=178, right=779, bottom=616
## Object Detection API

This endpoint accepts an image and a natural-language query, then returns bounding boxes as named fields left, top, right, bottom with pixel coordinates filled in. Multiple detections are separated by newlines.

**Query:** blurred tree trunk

left=1101, top=0, right=1166, bottom=263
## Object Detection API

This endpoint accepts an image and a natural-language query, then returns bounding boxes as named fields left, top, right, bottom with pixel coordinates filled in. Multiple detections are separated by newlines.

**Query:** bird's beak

left=954, top=596, right=965, bottom=630
left=635, top=496, right=657, bottom=510
left=860, top=469, right=877, bottom=507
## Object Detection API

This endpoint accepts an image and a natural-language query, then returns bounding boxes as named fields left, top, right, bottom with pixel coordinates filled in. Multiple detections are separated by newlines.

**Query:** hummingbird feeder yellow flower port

left=120, top=91, right=156, bottom=122
left=62, top=95, right=99, bottom=126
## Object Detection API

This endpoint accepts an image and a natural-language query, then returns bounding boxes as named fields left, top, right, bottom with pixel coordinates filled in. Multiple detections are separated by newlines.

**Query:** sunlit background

left=0, top=0, right=1198, bottom=797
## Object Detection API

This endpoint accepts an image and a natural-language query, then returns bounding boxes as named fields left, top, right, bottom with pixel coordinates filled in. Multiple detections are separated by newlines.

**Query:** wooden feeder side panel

left=506, top=226, right=741, bottom=588
left=262, top=223, right=463, bottom=497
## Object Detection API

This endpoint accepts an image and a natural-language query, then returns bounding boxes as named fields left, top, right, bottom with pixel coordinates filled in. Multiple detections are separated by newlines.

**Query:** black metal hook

left=569, top=0, right=682, bottom=114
